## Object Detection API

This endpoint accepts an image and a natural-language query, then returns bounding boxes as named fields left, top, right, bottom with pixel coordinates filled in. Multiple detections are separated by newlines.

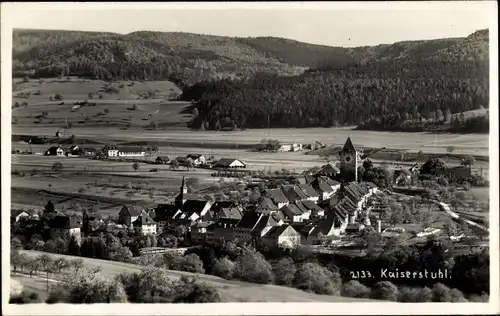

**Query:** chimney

left=376, top=220, right=382, bottom=233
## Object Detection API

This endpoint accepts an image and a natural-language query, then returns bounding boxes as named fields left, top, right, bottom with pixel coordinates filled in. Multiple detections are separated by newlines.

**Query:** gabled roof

left=236, top=212, right=262, bottom=230
left=187, top=154, right=204, bottom=159
left=271, top=210, right=286, bottom=223
left=219, top=207, right=242, bottom=220
left=49, top=215, right=80, bottom=229
left=293, top=201, right=310, bottom=213
left=317, top=214, right=342, bottom=235
left=281, top=185, right=308, bottom=202
left=264, top=225, right=297, bottom=238
left=298, top=184, right=319, bottom=198
left=156, top=156, right=170, bottom=161
left=133, top=214, right=156, bottom=226
left=342, top=137, right=356, bottom=152
left=174, top=156, right=189, bottom=163
left=312, top=177, right=334, bottom=193
left=211, top=201, right=237, bottom=212
left=214, top=158, right=245, bottom=167
left=255, top=197, right=279, bottom=212
left=121, top=205, right=143, bottom=216
left=251, top=215, right=277, bottom=236
left=182, top=200, right=211, bottom=215
left=263, top=189, right=289, bottom=204
left=11, top=210, right=29, bottom=217
left=281, top=204, right=304, bottom=216
left=301, top=200, right=325, bottom=212
left=318, top=163, right=340, bottom=174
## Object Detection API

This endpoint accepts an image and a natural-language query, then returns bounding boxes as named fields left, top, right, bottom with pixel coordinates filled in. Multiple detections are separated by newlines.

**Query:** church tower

left=175, top=176, right=188, bottom=210
left=339, top=137, right=359, bottom=183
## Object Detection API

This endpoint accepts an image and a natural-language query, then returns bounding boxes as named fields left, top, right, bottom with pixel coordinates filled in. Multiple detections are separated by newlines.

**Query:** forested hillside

left=13, top=29, right=488, bottom=86
left=181, top=30, right=489, bottom=132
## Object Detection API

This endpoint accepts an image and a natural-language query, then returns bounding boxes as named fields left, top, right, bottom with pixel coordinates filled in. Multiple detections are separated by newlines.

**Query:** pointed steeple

left=181, top=176, right=188, bottom=194
left=342, top=137, right=356, bottom=152
left=175, top=176, right=188, bottom=211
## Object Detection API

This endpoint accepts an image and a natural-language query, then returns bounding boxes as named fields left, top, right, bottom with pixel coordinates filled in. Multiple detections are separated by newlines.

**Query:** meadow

left=14, top=250, right=373, bottom=302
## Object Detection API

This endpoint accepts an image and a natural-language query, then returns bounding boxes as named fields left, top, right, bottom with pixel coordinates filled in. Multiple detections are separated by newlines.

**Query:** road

left=436, top=202, right=489, bottom=232
left=19, top=250, right=375, bottom=302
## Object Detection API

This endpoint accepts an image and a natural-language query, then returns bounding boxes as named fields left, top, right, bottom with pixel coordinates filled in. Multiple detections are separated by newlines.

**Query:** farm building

left=48, top=215, right=81, bottom=241
left=214, top=158, right=246, bottom=168
left=155, top=156, right=170, bottom=164
left=11, top=210, right=30, bottom=224
left=186, top=154, right=206, bottom=166
left=45, top=146, right=65, bottom=156
left=69, top=145, right=96, bottom=156
left=281, top=203, right=311, bottom=223
left=262, top=224, right=301, bottom=249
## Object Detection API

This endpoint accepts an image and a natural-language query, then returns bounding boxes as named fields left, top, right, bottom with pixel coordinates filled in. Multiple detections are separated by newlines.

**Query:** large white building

left=104, top=145, right=146, bottom=157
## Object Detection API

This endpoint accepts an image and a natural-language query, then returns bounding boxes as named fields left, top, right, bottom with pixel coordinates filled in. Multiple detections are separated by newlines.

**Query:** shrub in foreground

left=9, top=291, right=41, bottom=304
left=234, top=249, right=274, bottom=284
left=293, top=262, right=342, bottom=295
left=342, top=280, right=371, bottom=299
left=370, top=281, right=399, bottom=301
left=211, top=257, right=235, bottom=279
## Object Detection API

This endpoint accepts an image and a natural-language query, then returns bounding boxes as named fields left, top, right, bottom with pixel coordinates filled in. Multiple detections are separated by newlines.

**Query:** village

left=11, top=137, right=488, bottom=258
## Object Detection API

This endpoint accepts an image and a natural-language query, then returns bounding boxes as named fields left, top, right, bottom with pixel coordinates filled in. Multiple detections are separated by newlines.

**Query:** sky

left=3, top=2, right=496, bottom=47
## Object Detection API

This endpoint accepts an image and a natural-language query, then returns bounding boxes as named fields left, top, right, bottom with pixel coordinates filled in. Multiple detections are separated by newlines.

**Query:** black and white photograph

left=1, top=1, right=498, bottom=315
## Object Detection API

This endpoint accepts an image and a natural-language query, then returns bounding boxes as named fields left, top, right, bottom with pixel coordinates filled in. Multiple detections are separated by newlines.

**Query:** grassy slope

left=18, top=250, right=375, bottom=302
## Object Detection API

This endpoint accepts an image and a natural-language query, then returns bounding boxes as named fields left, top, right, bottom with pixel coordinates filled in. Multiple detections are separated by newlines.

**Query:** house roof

left=255, top=197, right=279, bottom=212
left=304, top=174, right=316, bottom=184
left=187, top=154, right=203, bottom=159
left=318, top=163, right=340, bottom=174
left=49, top=215, right=80, bottom=229
left=174, top=156, right=189, bottom=163
left=219, top=207, right=242, bottom=220
left=281, top=185, right=308, bottom=202
left=236, top=212, right=262, bottom=230
left=263, top=188, right=289, bottom=204
left=317, top=214, right=343, bottom=235
left=118, top=146, right=144, bottom=153
left=264, top=225, right=296, bottom=238
left=342, top=137, right=356, bottom=152
left=281, top=204, right=304, bottom=216
left=251, top=215, right=277, bottom=236
left=182, top=200, right=211, bottom=215
left=301, top=200, right=324, bottom=212
left=194, top=221, right=213, bottom=228
left=133, top=214, right=156, bottom=226
left=298, top=184, right=319, bottom=198
left=211, top=201, right=236, bottom=213
left=156, top=156, right=170, bottom=161
left=121, top=205, right=143, bottom=216
left=11, top=210, right=29, bottom=217
left=214, top=158, right=245, bottom=167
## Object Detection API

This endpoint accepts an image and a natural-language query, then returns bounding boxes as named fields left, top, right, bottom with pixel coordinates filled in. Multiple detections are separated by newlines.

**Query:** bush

left=117, top=267, right=220, bottom=303
left=48, top=269, right=128, bottom=303
left=234, top=249, right=274, bottom=284
left=342, top=280, right=371, bottom=299
left=54, top=93, right=63, bottom=101
left=181, top=253, right=205, bottom=274
left=272, top=257, right=297, bottom=286
left=371, top=281, right=399, bottom=301
left=398, top=286, right=433, bottom=302
left=211, top=257, right=235, bottom=279
left=293, top=262, right=342, bottom=295
left=10, top=291, right=41, bottom=304
left=173, top=276, right=221, bottom=303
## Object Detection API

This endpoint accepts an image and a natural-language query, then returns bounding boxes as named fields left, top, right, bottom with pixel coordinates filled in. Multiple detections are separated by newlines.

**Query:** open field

left=16, top=250, right=374, bottom=302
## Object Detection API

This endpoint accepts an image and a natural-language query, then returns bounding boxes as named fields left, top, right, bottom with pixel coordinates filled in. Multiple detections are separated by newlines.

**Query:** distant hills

left=13, top=29, right=489, bottom=86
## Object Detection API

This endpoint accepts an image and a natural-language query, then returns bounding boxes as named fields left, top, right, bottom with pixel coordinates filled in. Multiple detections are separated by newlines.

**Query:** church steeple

left=175, top=176, right=188, bottom=210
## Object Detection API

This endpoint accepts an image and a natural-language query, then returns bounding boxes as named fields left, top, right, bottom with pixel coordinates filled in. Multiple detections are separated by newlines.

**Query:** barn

left=213, top=158, right=246, bottom=168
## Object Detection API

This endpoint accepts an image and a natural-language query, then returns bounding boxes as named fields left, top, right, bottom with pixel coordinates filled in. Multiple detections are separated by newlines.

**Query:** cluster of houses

left=16, top=138, right=386, bottom=251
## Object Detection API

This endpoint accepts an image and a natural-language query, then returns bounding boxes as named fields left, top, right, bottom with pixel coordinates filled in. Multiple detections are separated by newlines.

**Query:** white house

left=11, top=210, right=30, bottom=224
left=187, top=154, right=206, bottom=166
left=278, top=143, right=303, bottom=152
left=104, top=145, right=145, bottom=157
left=133, top=214, right=157, bottom=235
